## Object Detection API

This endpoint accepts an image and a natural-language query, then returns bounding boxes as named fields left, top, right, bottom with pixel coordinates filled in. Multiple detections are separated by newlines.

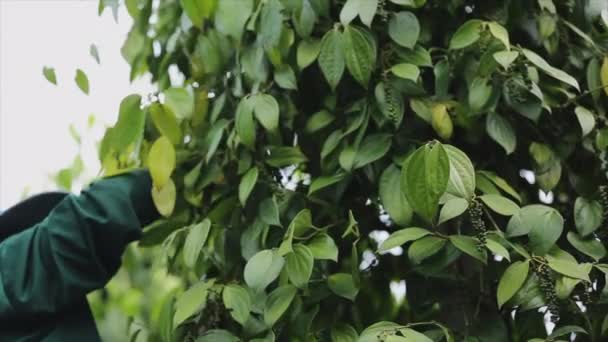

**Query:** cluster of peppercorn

left=598, top=185, right=608, bottom=236
left=468, top=198, right=487, bottom=251
left=378, top=0, right=389, bottom=22
left=535, top=259, right=560, bottom=323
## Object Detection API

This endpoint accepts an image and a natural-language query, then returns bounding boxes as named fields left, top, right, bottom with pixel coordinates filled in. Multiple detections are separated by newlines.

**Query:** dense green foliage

left=48, top=0, right=608, bottom=340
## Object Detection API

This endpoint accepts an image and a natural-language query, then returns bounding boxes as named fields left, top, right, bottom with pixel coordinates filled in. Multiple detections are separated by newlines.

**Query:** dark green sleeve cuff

left=0, top=169, right=159, bottom=318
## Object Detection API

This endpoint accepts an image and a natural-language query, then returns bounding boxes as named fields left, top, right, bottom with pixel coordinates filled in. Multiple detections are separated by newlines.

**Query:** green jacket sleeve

left=0, top=169, right=158, bottom=319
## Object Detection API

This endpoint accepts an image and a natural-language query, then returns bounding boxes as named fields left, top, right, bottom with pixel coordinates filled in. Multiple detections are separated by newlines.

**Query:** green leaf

left=431, top=104, right=453, bottom=140
left=264, top=285, right=297, bottom=326
left=396, top=45, right=432, bottom=67
left=493, top=51, right=519, bottom=70
left=214, top=0, right=253, bottom=40
left=164, top=87, right=194, bottom=119
left=174, top=281, right=212, bottom=326
left=486, top=113, right=516, bottom=154
left=352, top=134, right=392, bottom=169
left=43, top=66, right=57, bottom=85
left=293, top=0, right=316, bottom=37
left=391, top=63, right=420, bottom=81
left=275, top=64, right=298, bottom=90
left=308, top=173, right=347, bottom=194
left=183, top=219, right=211, bottom=268
left=574, top=197, right=602, bottom=237
left=408, top=236, right=446, bottom=264
left=152, top=178, right=177, bottom=217
left=306, top=233, right=338, bottom=261
left=567, top=231, right=606, bottom=261
left=547, top=258, right=590, bottom=282
left=258, top=0, right=283, bottom=49
left=197, top=330, right=239, bottom=342
left=318, top=28, right=345, bottom=90
left=449, top=235, right=487, bottom=263
left=380, top=165, right=413, bottom=226
left=331, top=324, right=359, bottom=342
left=328, top=273, right=359, bottom=301
left=444, top=145, right=476, bottom=201
left=181, top=0, right=207, bottom=28
left=244, top=249, right=285, bottom=292
left=449, top=20, right=483, bottom=50
left=548, top=326, right=587, bottom=340
left=236, top=97, right=256, bottom=149
left=601, top=57, right=608, bottom=97
left=529, top=142, right=562, bottom=192
left=574, top=106, right=596, bottom=137
left=205, top=119, right=228, bottom=163
left=259, top=196, right=281, bottom=226
left=75, top=69, right=89, bottom=95
left=149, top=136, right=176, bottom=188
left=110, top=94, right=145, bottom=153
left=252, top=94, right=280, bottom=132
left=297, top=39, right=321, bottom=69
left=477, top=170, right=521, bottom=202
left=388, top=12, right=420, bottom=48
left=438, top=197, right=469, bottom=225
left=239, top=167, right=259, bottom=206
left=150, top=103, right=182, bottom=145
left=486, top=236, right=511, bottom=261
left=265, top=146, right=308, bottom=167
left=401, top=142, right=450, bottom=222
left=286, top=244, right=314, bottom=288
left=507, top=205, right=563, bottom=255
left=468, top=77, right=492, bottom=112
left=378, top=227, right=431, bottom=252
left=521, top=48, right=580, bottom=91
left=480, top=194, right=519, bottom=216
left=305, top=109, right=334, bottom=133
left=400, top=328, right=434, bottom=342
left=343, top=25, right=376, bottom=87
left=487, top=22, right=510, bottom=50
left=340, top=0, right=378, bottom=27
left=497, top=260, right=529, bottom=308
left=222, top=284, right=252, bottom=326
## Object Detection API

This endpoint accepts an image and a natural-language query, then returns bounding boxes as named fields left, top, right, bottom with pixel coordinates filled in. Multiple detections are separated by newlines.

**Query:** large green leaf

left=328, top=273, right=359, bottom=301
left=318, top=28, right=345, bottom=90
left=244, top=249, right=285, bottom=291
left=401, top=142, right=450, bottom=222
left=182, top=219, right=211, bottom=268
left=449, top=235, right=487, bottom=263
left=149, top=136, right=176, bottom=188
left=378, top=227, right=431, bottom=252
left=574, top=197, right=602, bottom=237
left=222, top=284, right=252, bottom=326
left=444, top=145, right=476, bottom=201
left=285, top=244, right=314, bottom=288
left=486, top=113, right=516, bottom=154
left=497, top=260, right=529, bottom=308
left=264, top=285, right=297, bottom=326
left=507, top=205, right=564, bottom=255
left=408, top=236, right=447, bottom=264
left=214, top=0, right=253, bottom=40
left=449, top=20, right=483, bottom=49
left=149, top=103, right=182, bottom=145
left=521, top=48, right=580, bottom=90
left=380, top=165, right=413, bottom=226
left=388, top=12, right=420, bottom=48
left=343, top=25, right=376, bottom=87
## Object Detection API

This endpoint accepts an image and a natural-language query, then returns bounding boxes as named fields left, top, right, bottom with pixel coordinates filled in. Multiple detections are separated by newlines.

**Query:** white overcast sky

left=0, top=0, right=155, bottom=209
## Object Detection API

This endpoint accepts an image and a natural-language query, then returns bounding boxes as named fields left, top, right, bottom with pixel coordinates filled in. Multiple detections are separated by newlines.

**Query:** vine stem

left=559, top=84, right=608, bottom=109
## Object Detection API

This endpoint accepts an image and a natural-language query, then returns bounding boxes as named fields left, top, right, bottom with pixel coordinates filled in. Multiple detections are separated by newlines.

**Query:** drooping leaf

left=449, top=20, right=483, bottom=50
left=497, top=260, right=529, bottom=308
left=486, top=113, right=516, bottom=154
left=408, top=236, right=447, bottom=264
left=285, top=244, right=314, bottom=288
left=449, top=235, right=487, bottom=263
left=380, top=165, right=413, bottom=226
left=522, top=48, right=580, bottom=90
left=343, top=25, right=376, bottom=87
left=379, top=227, right=431, bottom=252
left=318, top=28, right=345, bottom=90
